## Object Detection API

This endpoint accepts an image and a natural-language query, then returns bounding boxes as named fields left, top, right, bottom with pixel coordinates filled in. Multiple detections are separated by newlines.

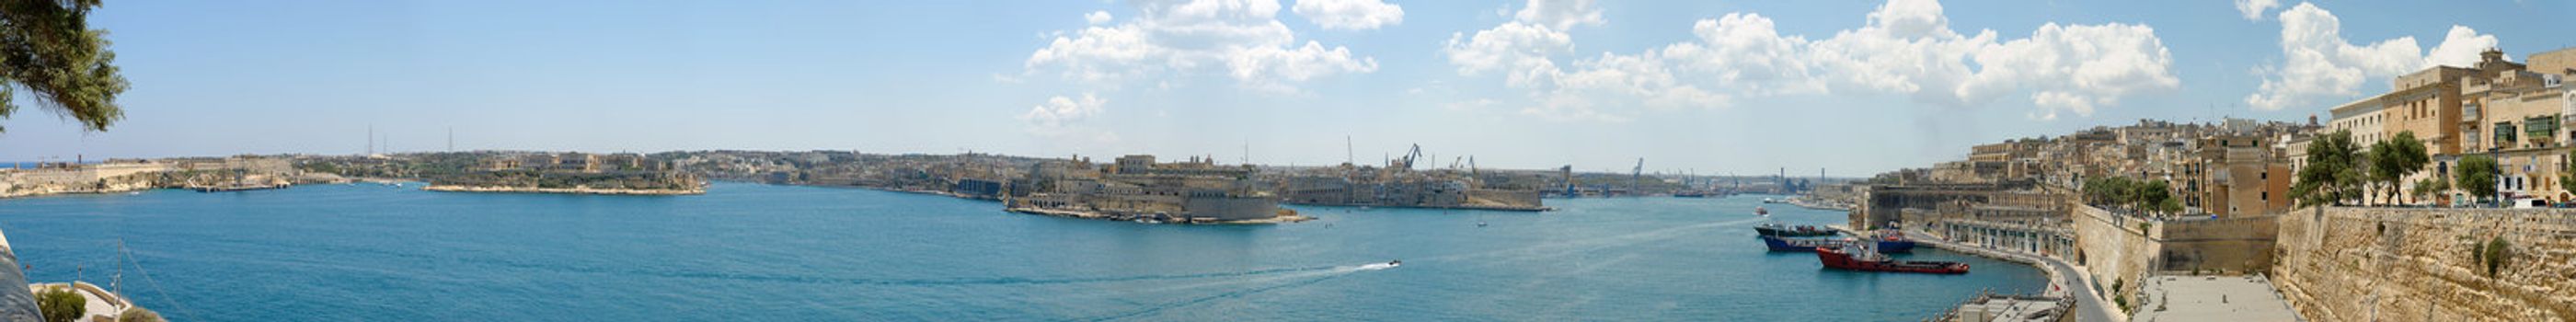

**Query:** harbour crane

left=1632, top=158, right=1644, bottom=196
left=1560, top=165, right=1576, bottom=197
left=1402, top=144, right=1423, bottom=170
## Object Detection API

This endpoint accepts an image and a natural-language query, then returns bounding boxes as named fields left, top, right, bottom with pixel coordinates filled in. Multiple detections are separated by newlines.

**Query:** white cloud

left=1965, top=23, right=2179, bottom=120
left=2235, top=0, right=2281, bottom=21
left=1514, top=0, right=1604, bottom=29
left=1657, top=14, right=1822, bottom=96
left=2243, top=2, right=2499, bottom=110
left=1293, top=0, right=1404, bottom=30
left=1021, top=93, right=1109, bottom=125
left=1021, top=94, right=1121, bottom=146
left=1444, top=0, right=2180, bottom=121
left=1026, top=0, right=1378, bottom=92
left=2422, top=26, right=2500, bottom=69
left=1086, top=10, right=1114, bottom=25
left=1443, top=21, right=1572, bottom=87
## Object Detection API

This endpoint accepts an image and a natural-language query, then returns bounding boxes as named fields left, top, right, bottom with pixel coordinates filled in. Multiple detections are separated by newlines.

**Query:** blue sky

left=0, top=0, right=2567, bottom=175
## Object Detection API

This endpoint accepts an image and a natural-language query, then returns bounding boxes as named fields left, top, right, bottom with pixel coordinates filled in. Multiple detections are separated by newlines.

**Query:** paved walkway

left=2130, top=274, right=2299, bottom=322
left=1903, top=230, right=2121, bottom=322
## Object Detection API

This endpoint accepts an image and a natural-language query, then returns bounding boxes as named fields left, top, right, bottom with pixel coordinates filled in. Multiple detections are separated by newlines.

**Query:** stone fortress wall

left=2272, top=207, right=2575, bottom=321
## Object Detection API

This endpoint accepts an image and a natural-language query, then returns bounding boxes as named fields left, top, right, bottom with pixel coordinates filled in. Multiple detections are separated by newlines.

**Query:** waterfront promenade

left=1883, top=227, right=2118, bottom=322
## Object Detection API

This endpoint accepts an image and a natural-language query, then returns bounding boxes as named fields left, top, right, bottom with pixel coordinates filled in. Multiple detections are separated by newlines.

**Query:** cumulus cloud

left=2235, top=0, right=2281, bottom=21
left=1293, top=0, right=1403, bottom=30
left=1022, top=93, right=1109, bottom=125
left=1086, top=10, right=1114, bottom=25
left=2243, top=3, right=2500, bottom=110
left=1021, top=93, right=1121, bottom=145
left=1515, top=0, right=1604, bottom=29
left=1443, top=21, right=1573, bottom=87
left=2422, top=26, right=2500, bottom=69
left=1443, top=0, right=2180, bottom=121
left=1026, top=0, right=1379, bottom=92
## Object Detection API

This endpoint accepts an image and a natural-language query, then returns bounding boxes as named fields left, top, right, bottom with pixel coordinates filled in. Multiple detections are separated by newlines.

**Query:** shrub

left=2480, top=237, right=2511, bottom=277
left=36, top=287, right=84, bottom=322
left=116, top=307, right=162, bottom=322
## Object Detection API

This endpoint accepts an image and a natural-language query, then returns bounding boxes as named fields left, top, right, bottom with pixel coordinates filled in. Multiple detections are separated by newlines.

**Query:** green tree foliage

left=2456, top=155, right=2501, bottom=206
left=35, top=287, right=83, bottom=322
left=2083, top=177, right=2181, bottom=214
left=1, top=0, right=129, bottom=132
left=2411, top=177, right=2450, bottom=201
left=2293, top=130, right=2364, bottom=207
left=2367, top=132, right=2430, bottom=204
left=2562, top=152, right=2576, bottom=197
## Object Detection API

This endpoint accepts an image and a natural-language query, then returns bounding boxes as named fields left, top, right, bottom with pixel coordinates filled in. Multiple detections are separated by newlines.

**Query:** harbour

left=0, top=183, right=2044, bottom=321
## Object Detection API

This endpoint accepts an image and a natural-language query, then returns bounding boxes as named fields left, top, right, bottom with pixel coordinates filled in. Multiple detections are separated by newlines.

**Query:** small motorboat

left=1388, top=260, right=1402, bottom=267
left=1477, top=221, right=1488, bottom=227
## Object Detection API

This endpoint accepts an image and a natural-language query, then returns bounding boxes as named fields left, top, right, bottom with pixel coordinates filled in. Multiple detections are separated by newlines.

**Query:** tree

left=1, top=0, right=130, bottom=132
left=2292, top=130, right=2365, bottom=207
left=2368, top=132, right=2430, bottom=205
left=35, top=287, right=82, bottom=322
left=2135, top=179, right=2177, bottom=214
left=2457, top=155, right=2501, bottom=206
left=2411, top=177, right=2450, bottom=204
left=2561, top=152, right=2576, bottom=199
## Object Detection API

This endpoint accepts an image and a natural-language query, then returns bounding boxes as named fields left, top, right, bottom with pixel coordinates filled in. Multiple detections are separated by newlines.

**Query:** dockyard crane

left=1560, top=165, right=1576, bottom=197
left=1632, top=158, right=1644, bottom=196
left=1402, top=144, right=1423, bottom=170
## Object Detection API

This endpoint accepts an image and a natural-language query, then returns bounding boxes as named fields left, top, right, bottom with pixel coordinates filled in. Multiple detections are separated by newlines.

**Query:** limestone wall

left=1183, top=196, right=1281, bottom=221
left=2072, top=205, right=2158, bottom=310
left=2273, top=207, right=2576, bottom=321
left=2158, top=215, right=2279, bottom=273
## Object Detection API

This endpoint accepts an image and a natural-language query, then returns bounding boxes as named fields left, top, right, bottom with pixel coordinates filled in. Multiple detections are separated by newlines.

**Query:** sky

left=0, top=0, right=2569, bottom=176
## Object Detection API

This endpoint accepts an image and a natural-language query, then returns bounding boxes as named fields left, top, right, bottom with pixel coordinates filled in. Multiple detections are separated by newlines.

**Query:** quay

left=1831, top=225, right=2115, bottom=322
left=1004, top=206, right=1314, bottom=224
left=420, top=185, right=706, bottom=195
left=185, top=183, right=289, bottom=192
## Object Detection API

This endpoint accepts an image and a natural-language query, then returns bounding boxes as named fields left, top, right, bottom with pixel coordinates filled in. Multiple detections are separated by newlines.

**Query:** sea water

left=0, top=183, right=2042, bottom=321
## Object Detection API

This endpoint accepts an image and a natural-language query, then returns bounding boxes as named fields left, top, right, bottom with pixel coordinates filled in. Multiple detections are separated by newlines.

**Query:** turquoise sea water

left=0, top=183, right=2042, bottom=321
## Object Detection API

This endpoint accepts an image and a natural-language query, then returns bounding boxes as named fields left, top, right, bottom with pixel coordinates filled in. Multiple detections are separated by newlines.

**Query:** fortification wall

left=2158, top=215, right=2279, bottom=273
left=2272, top=207, right=2576, bottom=321
left=2072, top=205, right=2159, bottom=311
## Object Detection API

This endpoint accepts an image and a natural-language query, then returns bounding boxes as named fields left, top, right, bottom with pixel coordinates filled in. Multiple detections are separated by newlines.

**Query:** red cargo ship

left=1813, top=245, right=1968, bottom=274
